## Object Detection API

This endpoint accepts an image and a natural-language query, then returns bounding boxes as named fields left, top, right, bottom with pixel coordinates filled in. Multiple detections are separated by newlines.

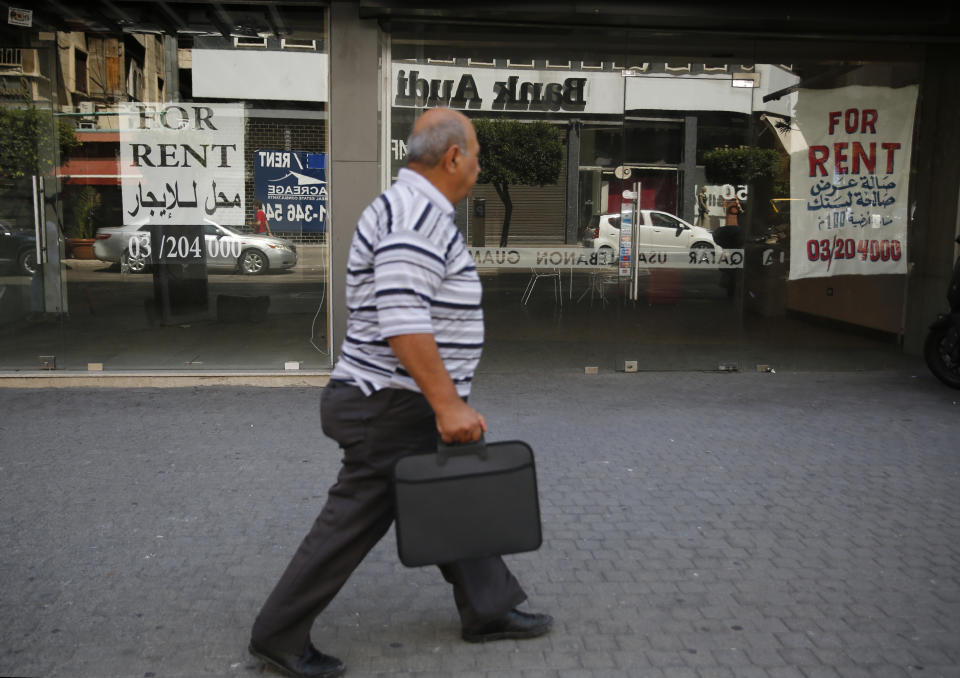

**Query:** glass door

left=384, top=19, right=918, bottom=375
left=3, top=19, right=332, bottom=374
left=605, top=70, right=750, bottom=372
left=0, top=39, right=68, bottom=371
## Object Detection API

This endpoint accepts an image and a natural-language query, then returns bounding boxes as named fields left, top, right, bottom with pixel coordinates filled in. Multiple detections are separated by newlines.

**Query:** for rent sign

left=120, top=103, right=245, bottom=226
left=254, top=150, right=327, bottom=233
left=789, top=85, right=917, bottom=280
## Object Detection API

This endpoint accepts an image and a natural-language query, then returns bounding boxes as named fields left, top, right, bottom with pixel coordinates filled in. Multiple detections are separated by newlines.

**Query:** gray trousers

left=251, top=381, right=527, bottom=655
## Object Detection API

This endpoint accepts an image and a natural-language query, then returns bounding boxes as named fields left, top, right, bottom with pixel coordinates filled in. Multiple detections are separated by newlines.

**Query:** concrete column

left=903, top=45, right=960, bottom=355
left=328, top=2, right=381, bottom=360
left=681, top=115, right=698, bottom=223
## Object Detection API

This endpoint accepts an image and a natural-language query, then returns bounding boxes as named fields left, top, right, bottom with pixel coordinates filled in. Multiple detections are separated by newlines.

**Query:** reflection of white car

left=586, top=210, right=721, bottom=256
left=93, top=221, right=297, bottom=275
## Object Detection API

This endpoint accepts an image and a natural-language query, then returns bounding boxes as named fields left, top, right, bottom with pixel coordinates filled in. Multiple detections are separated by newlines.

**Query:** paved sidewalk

left=1, top=366, right=959, bottom=678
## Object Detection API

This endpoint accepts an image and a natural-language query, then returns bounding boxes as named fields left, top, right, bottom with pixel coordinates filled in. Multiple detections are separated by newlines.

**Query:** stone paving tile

left=1, top=369, right=958, bottom=677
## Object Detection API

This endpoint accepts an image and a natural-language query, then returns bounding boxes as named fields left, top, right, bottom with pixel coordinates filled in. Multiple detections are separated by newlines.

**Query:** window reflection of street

left=61, top=243, right=327, bottom=283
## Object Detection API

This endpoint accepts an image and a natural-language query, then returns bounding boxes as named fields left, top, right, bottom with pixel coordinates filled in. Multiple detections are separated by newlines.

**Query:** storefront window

left=1, top=8, right=927, bottom=377
left=386, top=24, right=921, bottom=373
left=0, top=11, right=331, bottom=373
left=624, top=120, right=683, bottom=165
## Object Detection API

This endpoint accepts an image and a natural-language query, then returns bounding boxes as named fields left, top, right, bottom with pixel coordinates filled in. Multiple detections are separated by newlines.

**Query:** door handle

left=31, top=176, right=43, bottom=265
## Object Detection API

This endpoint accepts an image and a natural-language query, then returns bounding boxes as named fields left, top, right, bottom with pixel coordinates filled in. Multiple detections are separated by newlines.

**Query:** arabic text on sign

left=127, top=179, right=241, bottom=218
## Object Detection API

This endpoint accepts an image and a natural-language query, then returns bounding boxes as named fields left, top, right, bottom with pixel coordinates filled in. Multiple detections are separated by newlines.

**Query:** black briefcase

left=392, top=437, right=542, bottom=567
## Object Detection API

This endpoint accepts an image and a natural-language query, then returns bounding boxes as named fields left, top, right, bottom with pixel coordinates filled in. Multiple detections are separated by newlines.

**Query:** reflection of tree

left=0, top=107, right=79, bottom=179
left=704, top=144, right=788, bottom=235
left=703, top=145, right=783, bottom=188
left=704, top=143, right=791, bottom=311
left=474, top=119, right=563, bottom=247
left=0, top=107, right=80, bottom=228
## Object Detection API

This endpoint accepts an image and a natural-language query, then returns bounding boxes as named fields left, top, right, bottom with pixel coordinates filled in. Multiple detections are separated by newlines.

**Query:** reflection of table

left=576, top=268, right=619, bottom=306
left=567, top=250, right=617, bottom=300
left=519, top=265, right=620, bottom=307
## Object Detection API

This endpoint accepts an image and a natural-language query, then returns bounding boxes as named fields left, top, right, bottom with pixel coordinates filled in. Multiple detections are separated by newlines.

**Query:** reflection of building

left=46, top=32, right=329, bottom=240
left=42, top=33, right=171, bottom=233
left=390, top=58, right=798, bottom=246
left=0, top=3, right=958, bottom=379
left=55, top=33, right=168, bottom=119
left=0, top=44, right=51, bottom=101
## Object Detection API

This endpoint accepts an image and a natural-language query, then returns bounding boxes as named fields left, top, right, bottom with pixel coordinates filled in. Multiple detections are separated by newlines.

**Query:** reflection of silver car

left=93, top=221, right=297, bottom=275
left=93, top=220, right=152, bottom=271
left=200, top=223, right=297, bottom=274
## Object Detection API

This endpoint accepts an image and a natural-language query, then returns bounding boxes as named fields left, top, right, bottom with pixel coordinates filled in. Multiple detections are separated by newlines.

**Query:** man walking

left=249, top=108, right=552, bottom=678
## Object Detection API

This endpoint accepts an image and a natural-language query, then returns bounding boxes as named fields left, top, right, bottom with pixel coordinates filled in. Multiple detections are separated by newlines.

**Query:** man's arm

left=387, top=333, right=486, bottom=444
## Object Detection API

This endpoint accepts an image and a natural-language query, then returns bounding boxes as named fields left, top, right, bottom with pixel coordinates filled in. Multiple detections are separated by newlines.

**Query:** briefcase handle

left=436, top=436, right=488, bottom=466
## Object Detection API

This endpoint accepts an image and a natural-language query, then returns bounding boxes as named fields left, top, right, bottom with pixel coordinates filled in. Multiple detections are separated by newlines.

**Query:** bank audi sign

left=392, top=63, right=624, bottom=114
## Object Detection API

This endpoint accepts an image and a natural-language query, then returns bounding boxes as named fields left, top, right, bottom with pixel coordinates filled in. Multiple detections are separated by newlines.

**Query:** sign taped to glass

left=7, top=7, right=32, bottom=27
left=120, top=103, right=246, bottom=226
left=254, top=150, right=327, bottom=233
left=788, top=85, right=918, bottom=280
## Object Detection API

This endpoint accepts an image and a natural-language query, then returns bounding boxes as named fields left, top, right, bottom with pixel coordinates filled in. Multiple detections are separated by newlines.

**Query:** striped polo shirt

left=330, top=168, right=483, bottom=397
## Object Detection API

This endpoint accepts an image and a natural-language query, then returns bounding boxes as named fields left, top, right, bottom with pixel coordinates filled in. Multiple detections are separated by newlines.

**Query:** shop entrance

left=0, top=53, right=69, bottom=371
left=385, top=29, right=916, bottom=376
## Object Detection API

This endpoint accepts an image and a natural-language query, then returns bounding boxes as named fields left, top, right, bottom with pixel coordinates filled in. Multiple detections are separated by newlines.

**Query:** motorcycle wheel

left=923, top=326, right=960, bottom=389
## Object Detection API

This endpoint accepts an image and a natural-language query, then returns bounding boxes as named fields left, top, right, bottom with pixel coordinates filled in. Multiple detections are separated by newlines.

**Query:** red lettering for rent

left=808, top=141, right=900, bottom=177
left=827, top=109, right=879, bottom=135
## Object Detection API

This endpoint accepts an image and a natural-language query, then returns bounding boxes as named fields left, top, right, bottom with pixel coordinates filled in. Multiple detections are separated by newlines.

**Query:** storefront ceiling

left=361, top=1, right=960, bottom=42
left=367, top=2, right=959, bottom=62
left=8, top=2, right=958, bottom=62
left=7, top=1, right=329, bottom=38
left=13, top=2, right=959, bottom=45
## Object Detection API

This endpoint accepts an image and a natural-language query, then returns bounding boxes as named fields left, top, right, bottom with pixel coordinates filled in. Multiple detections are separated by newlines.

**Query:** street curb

left=0, top=371, right=331, bottom=388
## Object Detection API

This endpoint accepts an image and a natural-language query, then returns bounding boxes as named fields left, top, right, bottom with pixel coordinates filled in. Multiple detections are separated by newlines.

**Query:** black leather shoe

left=461, top=609, right=554, bottom=643
left=248, top=641, right=345, bottom=678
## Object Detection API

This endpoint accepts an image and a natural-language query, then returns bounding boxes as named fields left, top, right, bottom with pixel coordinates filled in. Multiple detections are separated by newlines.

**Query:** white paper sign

left=789, top=85, right=917, bottom=280
left=8, top=8, right=32, bottom=27
left=119, top=103, right=246, bottom=226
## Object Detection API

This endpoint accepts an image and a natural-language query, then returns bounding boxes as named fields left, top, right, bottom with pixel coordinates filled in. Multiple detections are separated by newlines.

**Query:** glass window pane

left=385, top=21, right=920, bottom=374
left=19, top=14, right=334, bottom=373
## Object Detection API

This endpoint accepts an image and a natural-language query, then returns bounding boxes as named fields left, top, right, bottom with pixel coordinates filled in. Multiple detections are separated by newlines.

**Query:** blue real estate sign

left=254, top=150, right=327, bottom=233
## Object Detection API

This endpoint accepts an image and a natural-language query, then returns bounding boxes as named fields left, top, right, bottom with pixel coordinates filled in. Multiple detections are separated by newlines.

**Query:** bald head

left=406, top=108, right=471, bottom=168
left=404, top=108, right=481, bottom=205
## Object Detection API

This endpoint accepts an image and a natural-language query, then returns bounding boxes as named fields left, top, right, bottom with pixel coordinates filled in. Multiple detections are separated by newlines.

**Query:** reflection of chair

left=521, top=267, right=563, bottom=307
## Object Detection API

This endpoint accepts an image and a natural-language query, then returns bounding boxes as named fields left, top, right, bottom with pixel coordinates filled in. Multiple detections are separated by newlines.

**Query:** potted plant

left=65, top=185, right=101, bottom=259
